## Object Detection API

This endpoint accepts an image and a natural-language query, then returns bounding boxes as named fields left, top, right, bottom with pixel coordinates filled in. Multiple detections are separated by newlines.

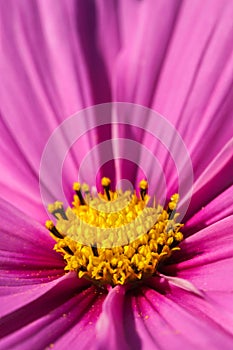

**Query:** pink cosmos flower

left=1, top=1, right=233, bottom=349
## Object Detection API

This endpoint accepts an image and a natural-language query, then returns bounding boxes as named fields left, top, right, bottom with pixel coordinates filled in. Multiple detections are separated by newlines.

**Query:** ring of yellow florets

left=46, top=178, right=183, bottom=286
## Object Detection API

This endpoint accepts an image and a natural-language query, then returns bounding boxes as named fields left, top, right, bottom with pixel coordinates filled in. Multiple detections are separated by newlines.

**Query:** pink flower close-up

left=0, top=1, right=233, bottom=350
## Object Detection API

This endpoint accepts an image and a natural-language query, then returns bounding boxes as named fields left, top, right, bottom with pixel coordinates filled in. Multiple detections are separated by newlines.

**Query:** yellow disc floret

left=46, top=178, right=183, bottom=286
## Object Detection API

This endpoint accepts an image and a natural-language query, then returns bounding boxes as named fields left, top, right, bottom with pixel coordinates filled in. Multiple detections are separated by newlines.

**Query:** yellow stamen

left=45, top=220, right=54, bottom=231
left=73, top=182, right=86, bottom=205
left=101, top=177, right=111, bottom=187
left=45, top=178, right=183, bottom=286
left=73, top=182, right=81, bottom=192
left=82, top=183, right=90, bottom=193
left=45, top=220, right=63, bottom=239
left=139, top=179, right=148, bottom=190
left=101, top=177, right=111, bottom=201
left=48, top=201, right=67, bottom=220
left=168, top=193, right=179, bottom=211
left=139, top=179, right=148, bottom=200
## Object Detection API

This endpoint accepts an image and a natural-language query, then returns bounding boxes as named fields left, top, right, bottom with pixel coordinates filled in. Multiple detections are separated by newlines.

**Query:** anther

left=91, top=244, right=99, bottom=257
left=157, top=243, right=163, bottom=254
left=169, top=239, right=179, bottom=249
left=167, top=208, right=175, bottom=220
left=48, top=201, right=68, bottom=220
left=139, top=179, right=148, bottom=200
left=167, top=194, right=179, bottom=220
left=63, top=246, right=74, bottom=255
left=101, top=177, right=111, bottom=201
left=73, top=182, right=86, bottom=205
left=82, top=183, right=90, bottom=195
left=52, top=206, right=68, bottom=220
left=82, top=183, right=92, bottom=202
left=45, top=220, right=64, bottom=239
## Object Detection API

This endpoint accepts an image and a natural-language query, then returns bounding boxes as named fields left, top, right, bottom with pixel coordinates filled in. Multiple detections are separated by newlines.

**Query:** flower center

left=45, top=178, right=183, bottom=286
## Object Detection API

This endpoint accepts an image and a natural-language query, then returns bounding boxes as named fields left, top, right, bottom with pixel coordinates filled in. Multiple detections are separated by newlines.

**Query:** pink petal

left=183, top=184, right=233, bottom=236
left=0, top=197, right=73, bottom=317
left=113, top=0, right=182, bottom=106
left=0, top=117, right=48, bottom=222
left=0, top=197, right=103, bottom=350
left=169, top=257, right=233, bottom=293
left=157, top=273, right=204, bottom=298
left=152, top=0, right=233, bottom=177
left=206, top=291, right=233, bottom=315
left=95, top=281, right=233, bottom=350
left=91, top=0, right=121, bottom=81
left=114, top=0, right=233, bottom=184
left=182, top=138, right=233, bottom=221
left=95, top=285, right=130, bottom=350
left=0, top=0, right=115, bottom=220
left=130, top=284, right=233, bottom=349
left=147, top=278, right=233, bottom=337
left=162, top=216, right=233, bottom=292
left=0, top=198, right=63, bottom=276
left=0, top=274, right=103, bottom=350
left=0, top=272, right=86, bottom=318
